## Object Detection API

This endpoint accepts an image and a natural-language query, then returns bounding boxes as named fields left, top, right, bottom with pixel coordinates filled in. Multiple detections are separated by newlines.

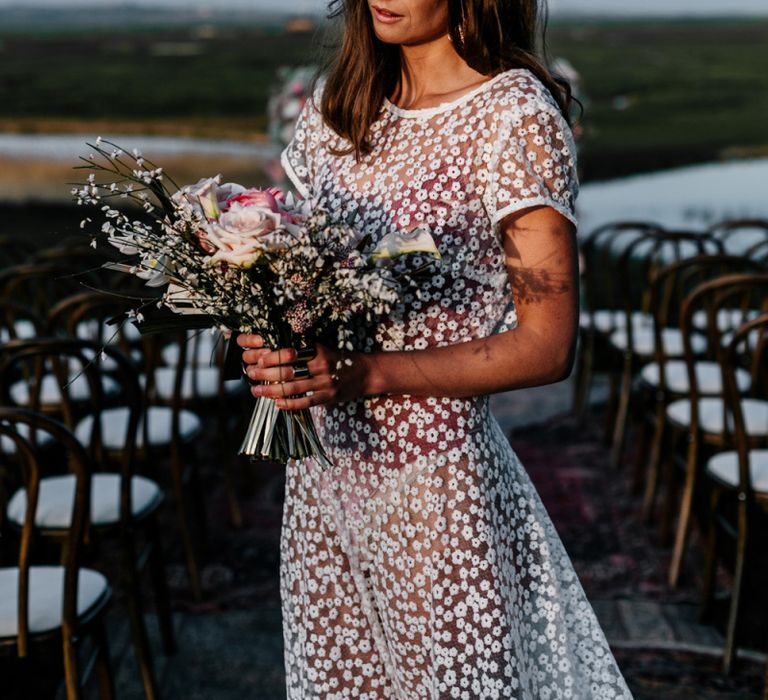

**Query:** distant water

left=578, top=157, right=768, bottom=239
left=0, top=133, right=279, bottom=161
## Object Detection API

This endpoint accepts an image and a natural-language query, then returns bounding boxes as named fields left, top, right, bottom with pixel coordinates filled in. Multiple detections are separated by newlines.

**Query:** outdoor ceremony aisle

left=97, top=375, right=765, bottom=700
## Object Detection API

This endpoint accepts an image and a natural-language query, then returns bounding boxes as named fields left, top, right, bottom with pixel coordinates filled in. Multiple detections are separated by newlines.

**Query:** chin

left=372, top=27, right=405, bottom=45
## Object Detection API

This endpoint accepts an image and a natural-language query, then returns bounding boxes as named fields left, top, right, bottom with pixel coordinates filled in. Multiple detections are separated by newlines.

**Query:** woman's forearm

left=360, top=319, right=577, bottom=399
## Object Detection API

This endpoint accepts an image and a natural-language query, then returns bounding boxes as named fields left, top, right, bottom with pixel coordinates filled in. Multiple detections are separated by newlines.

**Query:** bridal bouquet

left=73, top=138, right=440, bottom=465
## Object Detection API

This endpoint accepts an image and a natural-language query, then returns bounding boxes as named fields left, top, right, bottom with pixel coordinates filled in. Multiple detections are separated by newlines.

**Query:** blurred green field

left=0, top=18, right=766, bottom=181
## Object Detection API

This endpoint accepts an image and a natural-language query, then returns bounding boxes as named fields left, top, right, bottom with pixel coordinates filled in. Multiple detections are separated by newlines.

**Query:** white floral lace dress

left=279, top=69, right=633, bottom=699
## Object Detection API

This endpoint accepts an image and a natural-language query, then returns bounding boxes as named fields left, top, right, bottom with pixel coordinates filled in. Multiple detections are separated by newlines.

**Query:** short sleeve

left=280, top=94, right=323, bottom=199
left=482, top=99, right=579, bottom=228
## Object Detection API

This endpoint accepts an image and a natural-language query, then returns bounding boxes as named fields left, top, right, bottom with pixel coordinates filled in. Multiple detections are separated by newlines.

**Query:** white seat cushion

left=721, top=328, right=763, bottom=352
left=7, top=473, right=162, bottom=529
left=692, top=308, right=758, bottom=332
left=75, top=405, right=202, bottom=450
left=706, top=449, right=768, bottom=493
left=76, top=318, right=142, bottom=343
left=0, top=566, right=109, bottom=638
left=0, top=424, right=54, bottom=455
left=147, top=366, right=239, bottom=401
left=161, top=332, right=221, bottom=366
left=640, top=360, right=751, bottom=395
left=667, top=397, right=768, bottom=436
left=610, top=326, right=707, bottom=357
left=0, top=319, right=38, bottom=342
left=9, top=373, right=119, bottom=407
left=580, top=310, right=653, bottom=333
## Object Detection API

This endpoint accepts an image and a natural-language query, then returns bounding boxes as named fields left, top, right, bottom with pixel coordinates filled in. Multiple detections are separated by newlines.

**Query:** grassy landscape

left=0, top=16, right=766, bottom=183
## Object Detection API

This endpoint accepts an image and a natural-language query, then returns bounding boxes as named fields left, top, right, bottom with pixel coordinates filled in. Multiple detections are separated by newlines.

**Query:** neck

left=395, top=35, right=486, bottom=108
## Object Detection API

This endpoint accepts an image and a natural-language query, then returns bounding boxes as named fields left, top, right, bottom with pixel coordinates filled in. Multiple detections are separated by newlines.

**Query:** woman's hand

left=237, top=334, right=369, bottom=410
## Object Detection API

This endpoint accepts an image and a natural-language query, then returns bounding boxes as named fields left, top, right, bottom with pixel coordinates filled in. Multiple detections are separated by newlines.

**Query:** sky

left=0, top=0, right=767, bottom=17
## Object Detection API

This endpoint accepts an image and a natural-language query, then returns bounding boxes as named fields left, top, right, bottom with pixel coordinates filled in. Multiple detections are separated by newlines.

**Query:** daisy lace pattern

left=279, top=69, right=633, bottom=699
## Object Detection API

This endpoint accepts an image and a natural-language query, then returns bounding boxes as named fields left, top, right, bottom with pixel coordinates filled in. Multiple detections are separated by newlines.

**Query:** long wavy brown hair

left=320, top=0, right=572, bottom=158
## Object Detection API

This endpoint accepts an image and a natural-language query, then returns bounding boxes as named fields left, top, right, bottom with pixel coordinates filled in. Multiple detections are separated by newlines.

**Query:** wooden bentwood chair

left=699, top=313, right=768, bottom=674
left=0, top=408, right=114, bottom=700
left=0, top=338, right=175, bottom=700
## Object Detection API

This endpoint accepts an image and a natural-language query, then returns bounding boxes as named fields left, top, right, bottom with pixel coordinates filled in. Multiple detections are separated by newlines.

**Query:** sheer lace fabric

left=280, top=69, right=632, bottom=699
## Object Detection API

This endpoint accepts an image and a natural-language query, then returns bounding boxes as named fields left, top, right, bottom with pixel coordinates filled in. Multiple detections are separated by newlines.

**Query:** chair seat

left=76, top=318, right=142, bottom=343
left=0, top=566, right=109, bottom=638
left=9, top=373, right=119, bottom=407
left=640, top=360, right=751, bottom=395
left=0, top=424, right=54, bottom=455
left=706, top=449, right=768, bottom=493
left=147, top=367, right=241, bottom=401
left=7, top=474, right=162, bottom=529
left=75, top=406, right=202, bottom=450
left=610, top=326, right=707, bottom=357
left=667, top=397, right=768, bottom=437
left=692, top=308, right=759, bottom=332
left=580, top=310, right=653, bottom=333
left=161, top=332, right=221, bottom=366
left=0, top=319, right=37, bottom=343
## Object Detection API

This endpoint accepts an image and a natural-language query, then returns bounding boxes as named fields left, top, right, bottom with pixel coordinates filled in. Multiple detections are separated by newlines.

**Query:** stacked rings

left=293, top=363, right=311, bottom=380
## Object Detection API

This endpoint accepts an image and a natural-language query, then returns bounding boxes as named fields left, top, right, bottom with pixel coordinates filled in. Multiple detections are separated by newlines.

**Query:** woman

left=239, top=1, right=633, bottom=697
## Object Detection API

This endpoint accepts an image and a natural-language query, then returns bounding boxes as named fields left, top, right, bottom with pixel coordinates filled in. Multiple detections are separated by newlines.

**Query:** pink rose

left=225, top=187, right=284, bottom=211
left=204, top=200, right=291, bottom=267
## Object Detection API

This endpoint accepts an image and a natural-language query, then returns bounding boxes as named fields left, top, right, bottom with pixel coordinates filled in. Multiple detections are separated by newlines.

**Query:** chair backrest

left=0, top=301, right=44, bottom=344
left=615, top=229, right=723, bottom=356
left=47, top=291, right=221, bottom=441
left=0, top=408, right=91, bottom=656
left=0, top=236, right=35, bottom=269
left=579, top=221, right=662, bottom=318
left=48, top=291, right=142, bottom=362
left=680, top=273, right=768, bottom=432
left=707, top=218, right=768, bottom=256
left=721, top=313, right=768, bottom=500
left=0, top=263, right=93, bottom=317
left=648, top=255, right=764, bottom=393
left=0, top=337, right=142, bottom=489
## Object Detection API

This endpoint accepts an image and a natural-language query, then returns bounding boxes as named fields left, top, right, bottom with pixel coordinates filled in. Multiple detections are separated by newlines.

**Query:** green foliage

left=548, top=20, right=768, bottom=179
left=0, top=19, right=766, bottom=181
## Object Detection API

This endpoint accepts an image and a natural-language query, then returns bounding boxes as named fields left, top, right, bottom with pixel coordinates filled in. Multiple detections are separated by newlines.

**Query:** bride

left=239, top=0, right=633, bottom=697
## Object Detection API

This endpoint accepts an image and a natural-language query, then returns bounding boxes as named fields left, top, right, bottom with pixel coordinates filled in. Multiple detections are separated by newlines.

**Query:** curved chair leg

left=603, top=361, right=620, bottom=446
left=641, top=404, right=667, bottom=522
left=221, top=453, right=243, bottom=529
left=169, top=449, right=203, bottom=600
left=62, top=631, right=83, bottom=700
left=573, top=328, right=594, bottom=417
left=762, top=660, right=768, bottom=700
left=699, top=487, right=721, bottom=621
left=631, top=394, right=651, bottom=494
left=148, top=515, right=177, bottom=656
left=122, top=538, right=161, bottom=700
left=723, top=503, right=748, bottom=675
left=610, top=354, right=633, bottom=469
left=668, top=437, right=698, bottom=587
left=92, top=616, right=116, bottom=700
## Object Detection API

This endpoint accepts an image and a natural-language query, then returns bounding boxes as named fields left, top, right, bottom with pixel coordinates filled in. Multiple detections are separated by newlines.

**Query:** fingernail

left=275, top=399, right=285, bottom=408
left=252, top=385, right=262, bottom=396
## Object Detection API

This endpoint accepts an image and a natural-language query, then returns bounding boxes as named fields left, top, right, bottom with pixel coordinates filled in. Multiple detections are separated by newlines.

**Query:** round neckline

left=383, top=69, right=518, bottom=118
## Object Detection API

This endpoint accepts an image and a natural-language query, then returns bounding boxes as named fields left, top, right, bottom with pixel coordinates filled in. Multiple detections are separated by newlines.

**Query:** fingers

left=245, top=363, right=309, bottom=384
left=236, top=333, right=264, bottom=349
left=249, top=375, right=336, bottom=400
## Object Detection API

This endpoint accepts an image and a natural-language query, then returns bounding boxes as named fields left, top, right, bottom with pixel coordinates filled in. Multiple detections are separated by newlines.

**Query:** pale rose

left=205, top=201, right=290, bottom=267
